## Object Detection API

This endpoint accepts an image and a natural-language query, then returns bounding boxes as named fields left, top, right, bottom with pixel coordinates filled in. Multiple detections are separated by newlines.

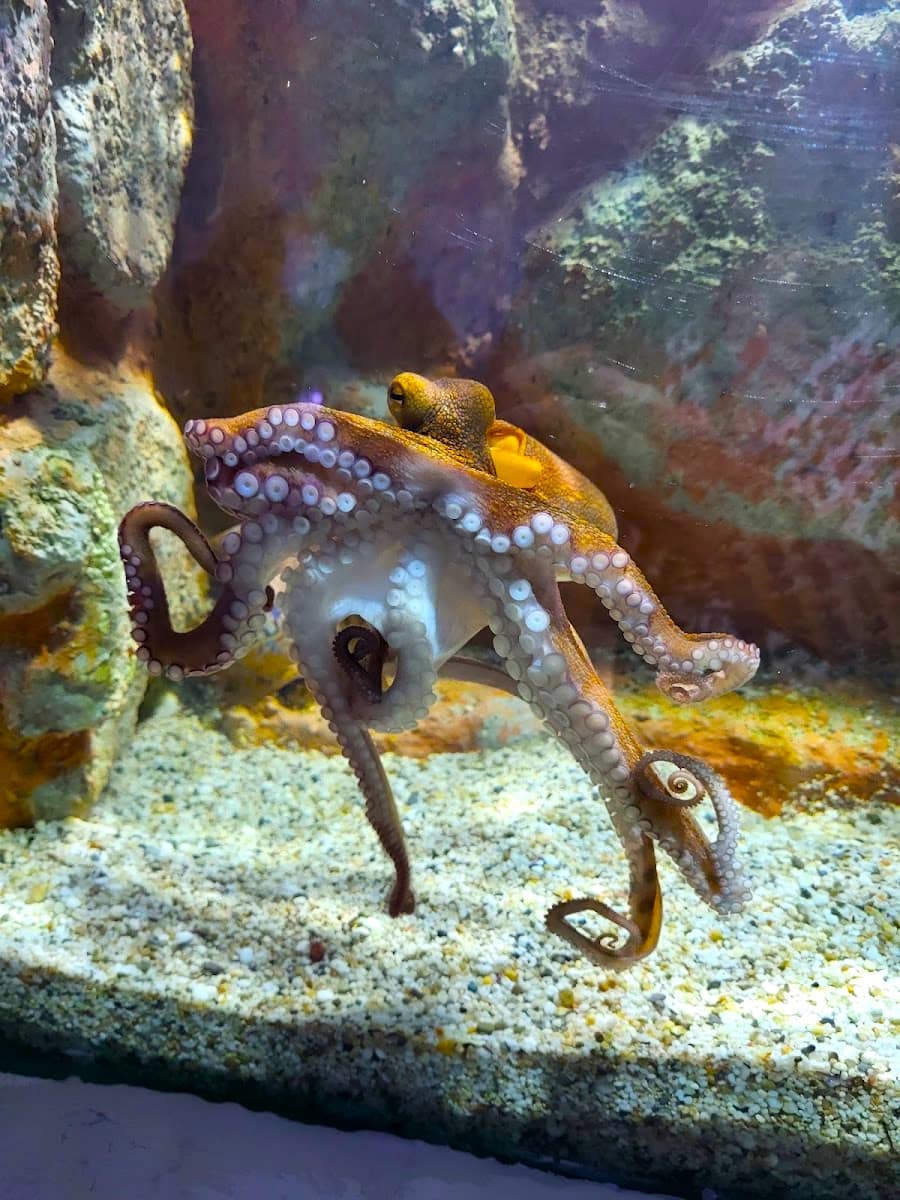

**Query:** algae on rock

left=0, top=354, right=203, bottom=826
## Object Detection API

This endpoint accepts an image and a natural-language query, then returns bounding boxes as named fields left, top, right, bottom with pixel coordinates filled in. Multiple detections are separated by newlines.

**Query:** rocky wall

left=0, top=0, right=196, bottom=827
left=52, top=0, right=193, bottom=312
left=496, top=0, right=900, bottom=667
left=156, top=0, right=519, bottom=414
left=0, top=353, right=201, bottom=826
left=0, top=0, right=59, bottom=401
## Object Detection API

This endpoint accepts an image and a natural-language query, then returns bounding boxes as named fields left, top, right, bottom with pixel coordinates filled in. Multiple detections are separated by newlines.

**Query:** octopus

left=118, top=373, right=759, bottom=968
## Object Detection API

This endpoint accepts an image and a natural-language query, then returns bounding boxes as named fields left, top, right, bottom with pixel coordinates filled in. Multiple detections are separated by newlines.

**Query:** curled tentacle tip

left=635, top=750, right=706, bottom=808
left=595, top=932, right=623, bottom=952
left=636, top=749, right=748, bottom=914
left=650, top=761, right=704, bottom=808
left=545, top=898, right=652, bottom=968
left=657, top=670, right=726, bottom=705
left=657, top=642, right=761, bottom=705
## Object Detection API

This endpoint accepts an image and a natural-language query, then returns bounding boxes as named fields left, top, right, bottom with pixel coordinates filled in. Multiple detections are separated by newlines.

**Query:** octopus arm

left=441, top=653, right=663, bottom=966
left=455, top=553, right=668, bottom=961
left=632, top=750, right=750, bottom=914
left=439, top=654, right=521, bottom=696
left=557, top=516, right=760, bottom=702
left=429, top=467, right=758, bottom=704
left=469, top=493, right=761, bottom=703
left=545, top=835, right=663, bottom=969
left=280, top=569, right=414, bottom=915
left=118, top=502, right=275, bottom=680
left=337, top=719, right=414, bottom=917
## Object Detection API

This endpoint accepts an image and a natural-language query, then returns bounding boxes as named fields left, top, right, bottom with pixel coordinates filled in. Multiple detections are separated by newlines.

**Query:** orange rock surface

left=219, top=673, right=898, bottom=816
left=221, top=678, right=542, bottom=762
left=616, top=680, right=898, bottom=816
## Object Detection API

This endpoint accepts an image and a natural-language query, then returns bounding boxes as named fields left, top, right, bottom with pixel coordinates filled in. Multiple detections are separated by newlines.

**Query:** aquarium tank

left=0, top=2, right=897, bottom=1198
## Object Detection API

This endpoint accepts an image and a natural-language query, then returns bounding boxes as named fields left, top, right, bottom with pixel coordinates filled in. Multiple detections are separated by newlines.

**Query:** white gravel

left=0, top=706, right=897, bottom=1200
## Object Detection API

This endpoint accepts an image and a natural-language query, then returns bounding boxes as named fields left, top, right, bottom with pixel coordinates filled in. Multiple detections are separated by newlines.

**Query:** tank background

left=0, top=5, right=898, bottom=1199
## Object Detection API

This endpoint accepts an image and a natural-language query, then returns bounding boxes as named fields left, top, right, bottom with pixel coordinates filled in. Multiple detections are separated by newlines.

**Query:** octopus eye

left=389, top=385, right=405, bottom=403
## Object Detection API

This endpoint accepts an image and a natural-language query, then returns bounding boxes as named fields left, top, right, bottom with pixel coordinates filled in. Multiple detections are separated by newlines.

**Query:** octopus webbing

left=118, top=373, right=759, bottom=967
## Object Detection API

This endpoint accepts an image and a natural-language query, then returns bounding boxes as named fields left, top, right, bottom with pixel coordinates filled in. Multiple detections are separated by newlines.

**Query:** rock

left=616, top=676, right=899, bottom=815
left=0, top=1, right=197, bottom=822
left=0, top=350, right=203, bottom=826
left=0, top=0, right=59, bottom=400
left=497, top=0, right=900, bottom=666
left=156, top=0, right=517, bottom=419
left=51, top=0, right=193, bottom=313
left=221, top=678, right=545, bottom=760
left=509, top=0, right=793, bottom=220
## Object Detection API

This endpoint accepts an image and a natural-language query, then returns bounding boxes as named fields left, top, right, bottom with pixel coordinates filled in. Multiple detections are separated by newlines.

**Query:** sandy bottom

left=0, top=704, right=896, bottom=1200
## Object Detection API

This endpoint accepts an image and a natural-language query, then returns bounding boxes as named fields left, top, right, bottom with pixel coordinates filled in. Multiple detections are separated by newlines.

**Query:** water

left=0, top=3, right=897, bottom=1199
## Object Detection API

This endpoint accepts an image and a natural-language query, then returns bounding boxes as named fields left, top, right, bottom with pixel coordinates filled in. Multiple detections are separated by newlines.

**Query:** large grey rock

left=508, top=0, right=792, bottom=216
left=498, top=0, right=900, bottom=665
left=0, top=351, right=203, bottom=825
left=0, top=0, right=59, bottom=400
left=51, top=0, right=193, bottom=312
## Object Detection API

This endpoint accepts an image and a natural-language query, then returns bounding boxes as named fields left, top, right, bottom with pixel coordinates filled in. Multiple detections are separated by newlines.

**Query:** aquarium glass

left=0, top=3, right=897, bottom=1199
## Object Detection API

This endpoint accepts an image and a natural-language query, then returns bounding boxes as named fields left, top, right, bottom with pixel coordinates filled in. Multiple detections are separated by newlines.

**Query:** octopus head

left=388, top=373, right=495, bottom=433
left=388, top=373, right=497, bottom=475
